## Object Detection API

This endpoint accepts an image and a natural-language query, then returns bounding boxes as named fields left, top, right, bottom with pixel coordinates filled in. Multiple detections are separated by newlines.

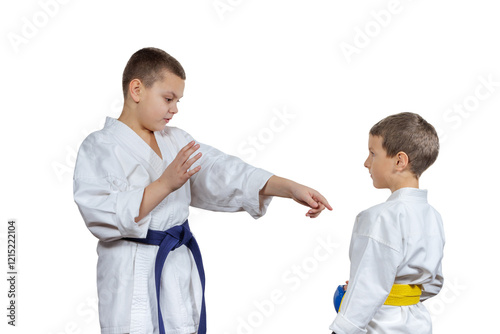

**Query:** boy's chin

left=149, top=123, right=167, bottom=132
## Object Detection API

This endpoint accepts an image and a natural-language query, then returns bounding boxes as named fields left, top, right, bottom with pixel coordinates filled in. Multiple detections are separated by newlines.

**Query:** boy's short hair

left=122, top=47, right=186, bottom=98
left=370, top=112, right=439, bottom=178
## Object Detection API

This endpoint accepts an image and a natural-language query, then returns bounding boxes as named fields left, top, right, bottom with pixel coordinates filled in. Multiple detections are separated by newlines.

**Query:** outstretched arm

left=259, top=175, right=332, bottom=218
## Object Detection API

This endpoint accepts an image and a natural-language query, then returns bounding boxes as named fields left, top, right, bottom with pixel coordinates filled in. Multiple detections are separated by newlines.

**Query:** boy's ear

left=395, top=151, right=410, bottom=171
left=129, top=79, right=142, bottom=103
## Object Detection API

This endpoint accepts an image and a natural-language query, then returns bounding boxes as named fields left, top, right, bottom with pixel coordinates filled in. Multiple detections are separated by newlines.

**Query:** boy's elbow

left=86, top=222, right=123, bottom=242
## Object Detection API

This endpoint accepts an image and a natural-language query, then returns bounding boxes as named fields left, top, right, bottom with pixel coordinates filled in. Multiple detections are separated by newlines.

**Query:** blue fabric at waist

left=123, top=220, right=207, bottom=334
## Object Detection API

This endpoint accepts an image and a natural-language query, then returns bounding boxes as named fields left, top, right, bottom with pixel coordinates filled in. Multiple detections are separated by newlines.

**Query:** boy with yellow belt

left=329, top=112, right=445, bottom=334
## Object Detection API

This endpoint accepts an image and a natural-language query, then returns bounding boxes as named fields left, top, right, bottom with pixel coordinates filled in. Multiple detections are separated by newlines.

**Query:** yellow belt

left=339, top=284, right=421, bottom=312
left=383, top=284, right=422, bottom=306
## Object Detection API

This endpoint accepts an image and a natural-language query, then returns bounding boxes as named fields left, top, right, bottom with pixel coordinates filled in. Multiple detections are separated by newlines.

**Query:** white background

left=1, top=0, right=499, bottom=333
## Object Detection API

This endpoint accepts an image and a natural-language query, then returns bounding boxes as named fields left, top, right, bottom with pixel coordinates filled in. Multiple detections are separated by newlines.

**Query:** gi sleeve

left=171, top=128, right=273, bottom=218
left=329, top=207, right=404, bottom=334
left=73, top=133, right=151, bottom=242
left=421, top=263, right=444, bottom=301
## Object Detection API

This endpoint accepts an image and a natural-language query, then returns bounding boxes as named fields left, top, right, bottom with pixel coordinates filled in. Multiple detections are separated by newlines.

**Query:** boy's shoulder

left=76, top=118, right=130, bottom=165
left=80, top=117, right=182, bottom=148
left=83, top=127, right=112, bottom=145
left=357, top=188, right=430, bottom=222
left=78, top=126, right=116, bottom=158
left=353, top=198, right=409, bottom=249
left=357, top=198, right=406, bottom=223
left=81, top=117, right=121, bottom=145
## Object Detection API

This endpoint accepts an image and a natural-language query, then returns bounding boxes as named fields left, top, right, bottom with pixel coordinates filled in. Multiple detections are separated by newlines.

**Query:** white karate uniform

left=329, top=188, right=445, bottom=334
left=73, top=117, right=273, bottom=334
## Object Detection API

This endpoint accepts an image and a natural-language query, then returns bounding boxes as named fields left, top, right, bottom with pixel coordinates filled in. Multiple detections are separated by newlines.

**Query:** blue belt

left=124, top=220, right=206, bottom=334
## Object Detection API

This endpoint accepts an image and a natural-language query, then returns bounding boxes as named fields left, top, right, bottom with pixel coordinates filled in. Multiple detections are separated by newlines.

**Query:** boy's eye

left=165, top=98, right=172, bottom=102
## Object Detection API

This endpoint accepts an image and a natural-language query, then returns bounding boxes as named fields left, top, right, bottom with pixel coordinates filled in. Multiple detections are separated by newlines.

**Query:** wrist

left=262, top=176, right=295, bottom=198
left=282, top=178, right=298, bottom=199
left=154, top=177, right=174, bottom=197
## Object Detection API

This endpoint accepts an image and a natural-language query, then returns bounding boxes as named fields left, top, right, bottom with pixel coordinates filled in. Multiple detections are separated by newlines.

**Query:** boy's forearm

left=260, top=175, right=332, bottom=216
left=135, top=178, right=172, bottom=222
left=259, top=175, right=295, bottom=198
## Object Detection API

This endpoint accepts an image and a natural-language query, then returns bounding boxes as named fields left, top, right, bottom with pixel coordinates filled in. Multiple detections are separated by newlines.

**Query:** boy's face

left=137, top=70, right=185, bottom=132
left=364, top=135, right=396, bottom=189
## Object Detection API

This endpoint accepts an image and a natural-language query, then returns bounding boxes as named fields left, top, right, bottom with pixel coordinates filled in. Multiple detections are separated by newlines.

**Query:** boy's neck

left=118, top=103, right=154, bottom=140
left=389, top=177, right=419, bottom=193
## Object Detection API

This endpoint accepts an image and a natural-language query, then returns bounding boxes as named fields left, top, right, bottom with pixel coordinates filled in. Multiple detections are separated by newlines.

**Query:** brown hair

left=122, top=47, right=186, bottom=98
left=370, top=112, right=439, bottom=178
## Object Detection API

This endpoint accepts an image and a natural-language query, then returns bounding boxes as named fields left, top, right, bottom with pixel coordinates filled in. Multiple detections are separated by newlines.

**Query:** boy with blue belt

left=329, top=112, right=445, bottom=334
left=73, top=47, right=331, bottom=334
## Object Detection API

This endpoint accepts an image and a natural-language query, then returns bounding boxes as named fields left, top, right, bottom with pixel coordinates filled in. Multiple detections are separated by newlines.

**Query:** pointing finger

left=313, top=193, right=332, bottom=211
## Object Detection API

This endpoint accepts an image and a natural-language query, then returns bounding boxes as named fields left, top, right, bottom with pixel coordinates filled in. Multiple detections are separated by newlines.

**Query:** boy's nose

left=364, top=157, right=370, bottom=169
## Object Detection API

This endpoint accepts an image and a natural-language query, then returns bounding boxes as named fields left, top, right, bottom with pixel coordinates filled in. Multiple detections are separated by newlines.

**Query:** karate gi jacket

left=73, top=117, right=273, bottom=334
left=330, top=188, right=445, bottom=334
